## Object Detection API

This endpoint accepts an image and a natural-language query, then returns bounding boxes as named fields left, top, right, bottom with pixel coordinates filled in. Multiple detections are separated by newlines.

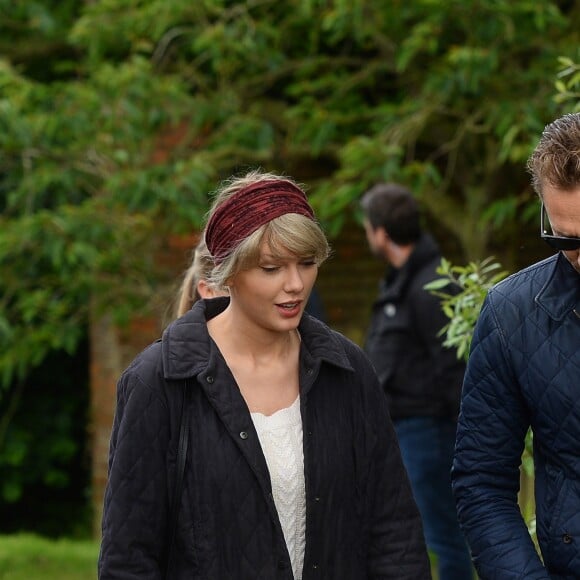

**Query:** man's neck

left=385, top=242, right=414, bottom=268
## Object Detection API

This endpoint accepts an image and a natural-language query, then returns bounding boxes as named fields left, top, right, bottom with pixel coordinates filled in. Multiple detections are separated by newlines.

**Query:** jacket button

left=312, top=563, right=319, bottom=570
left=206, top=376, right=214, bottom=383
left=314, top=496, right=320, bottom=502
left=306, top=368, right=313, bottom=375
left=239, top=431, right=248, bottom=440
left=563, top=533, right=573, bottom=544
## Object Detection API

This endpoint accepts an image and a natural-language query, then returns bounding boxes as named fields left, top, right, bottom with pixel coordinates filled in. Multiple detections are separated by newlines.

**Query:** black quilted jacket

left=364, top=234, right=465, bottom=420
left=98, top=298, right=430, bottom=580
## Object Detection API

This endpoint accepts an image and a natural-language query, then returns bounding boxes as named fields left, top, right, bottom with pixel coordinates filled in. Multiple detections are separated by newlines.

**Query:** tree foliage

left=555, top=53, right=580, bottom=111
left=1, top=0, right=579, bottom=389
left=424, top=257, right=508, bottom=361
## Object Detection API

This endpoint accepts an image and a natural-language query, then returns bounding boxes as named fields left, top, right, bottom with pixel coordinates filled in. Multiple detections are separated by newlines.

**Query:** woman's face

left=228, top=238, right=318, bottom=333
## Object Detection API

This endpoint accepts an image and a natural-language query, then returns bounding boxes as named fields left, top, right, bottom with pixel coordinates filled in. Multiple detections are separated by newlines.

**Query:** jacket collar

left=535, top=253, right=580, bottom=321
left=161, top=296, right=354, bottom=380
left=379, top=233, right=440, bottom=300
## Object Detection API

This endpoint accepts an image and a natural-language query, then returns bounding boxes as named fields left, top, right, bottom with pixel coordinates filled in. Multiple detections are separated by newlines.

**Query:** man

left=452, top=111, right=580, bottom=578
left=361, top=183, right=472, bottom=580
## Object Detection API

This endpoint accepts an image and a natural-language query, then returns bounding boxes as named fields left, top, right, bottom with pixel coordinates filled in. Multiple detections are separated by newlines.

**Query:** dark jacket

left=364, top=234, right=465, bottom=420
left=452, top=254, right=580, bottom=579
left=98, top=297, right=430, bottom=580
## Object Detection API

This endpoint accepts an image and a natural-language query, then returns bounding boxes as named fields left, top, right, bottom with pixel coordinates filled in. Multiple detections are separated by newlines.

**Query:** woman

left=98, top=170, right=430, bottom=579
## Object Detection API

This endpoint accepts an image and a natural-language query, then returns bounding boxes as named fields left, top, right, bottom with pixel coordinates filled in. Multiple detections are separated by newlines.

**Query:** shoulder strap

left=165, top=379, right=191, bottom=579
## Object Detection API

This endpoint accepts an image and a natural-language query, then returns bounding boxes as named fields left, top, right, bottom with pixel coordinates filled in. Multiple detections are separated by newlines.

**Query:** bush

left=0, top=342, right=92, bottom=538
left=424, top=256, right=508, bottom=361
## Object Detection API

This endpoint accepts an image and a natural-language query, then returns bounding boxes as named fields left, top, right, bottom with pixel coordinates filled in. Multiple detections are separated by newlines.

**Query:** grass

left=0, top=534, right=99, bottom=580
left=0, top=533, right=445, bottom=579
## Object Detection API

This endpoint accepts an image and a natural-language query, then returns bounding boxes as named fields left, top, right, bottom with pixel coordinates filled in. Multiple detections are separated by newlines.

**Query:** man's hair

left=360, top=183, right=422, bottom=245
left=527, top=112, right=580, bottom=196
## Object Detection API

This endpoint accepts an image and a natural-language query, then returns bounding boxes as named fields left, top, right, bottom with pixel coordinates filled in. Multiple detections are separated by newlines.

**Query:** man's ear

left=376, top=226, right=390, bottom=245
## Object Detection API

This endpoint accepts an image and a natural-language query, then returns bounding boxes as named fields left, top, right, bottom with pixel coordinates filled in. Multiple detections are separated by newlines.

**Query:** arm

left=362, top=360, right=432, bottom=579
left=98, top=369, right=170, bottom=580
left=452, top=294, right=548, bottom=579
left=412, top=280, right=452, bottom=355
left=411, top=281, right=465, bottom=412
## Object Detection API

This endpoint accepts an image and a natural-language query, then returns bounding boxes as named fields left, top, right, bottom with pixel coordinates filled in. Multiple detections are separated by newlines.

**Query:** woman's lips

left=276, top=301, right=302, bottom=317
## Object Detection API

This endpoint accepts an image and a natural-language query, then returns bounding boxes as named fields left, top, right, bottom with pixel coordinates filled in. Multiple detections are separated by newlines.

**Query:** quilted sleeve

left=98, top=368, right=170, bottom=580
left=362, top=361, right=432, bottom=579
left=451, top=293, right=549, bottom=579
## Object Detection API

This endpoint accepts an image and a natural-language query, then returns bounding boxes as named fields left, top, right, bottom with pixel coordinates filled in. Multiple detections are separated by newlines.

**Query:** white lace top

left=251, top=397, right=306, bottom=580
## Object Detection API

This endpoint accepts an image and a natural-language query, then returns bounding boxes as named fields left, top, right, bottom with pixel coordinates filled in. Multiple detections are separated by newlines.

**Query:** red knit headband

left=205, top=179, right=315, bottom=264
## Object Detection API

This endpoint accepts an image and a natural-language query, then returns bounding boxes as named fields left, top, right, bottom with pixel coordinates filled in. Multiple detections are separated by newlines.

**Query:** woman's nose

left=284, top=265, right=304, bottom=292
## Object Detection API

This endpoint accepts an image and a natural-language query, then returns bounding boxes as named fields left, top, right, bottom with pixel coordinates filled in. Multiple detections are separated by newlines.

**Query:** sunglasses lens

left=543, top=236, right=580, bottom=251
left=540, top=204, right=580, bottom=251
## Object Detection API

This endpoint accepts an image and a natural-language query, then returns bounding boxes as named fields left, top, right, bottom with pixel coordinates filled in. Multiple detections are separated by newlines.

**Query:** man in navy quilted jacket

left=452, top=111, right=580, bottom=579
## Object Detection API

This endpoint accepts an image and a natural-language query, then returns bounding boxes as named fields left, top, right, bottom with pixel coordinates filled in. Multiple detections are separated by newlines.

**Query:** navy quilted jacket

left=452, top=254, right=580, bottom=579
left=98, top=297, right=430, bottom=579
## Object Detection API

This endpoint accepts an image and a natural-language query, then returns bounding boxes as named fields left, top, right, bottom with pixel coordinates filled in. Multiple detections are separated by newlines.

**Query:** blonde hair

left=174, top=239, right=216, bottom=318
left=205, top=170, right=331, bottom=290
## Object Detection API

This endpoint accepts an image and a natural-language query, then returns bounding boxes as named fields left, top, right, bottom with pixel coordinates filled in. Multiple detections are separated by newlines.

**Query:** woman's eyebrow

left=260, top=252, right=295, bottom=261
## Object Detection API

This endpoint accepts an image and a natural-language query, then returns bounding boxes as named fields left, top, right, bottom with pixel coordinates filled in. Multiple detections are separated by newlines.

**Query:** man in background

left=361, top=183, right=472, bottom=579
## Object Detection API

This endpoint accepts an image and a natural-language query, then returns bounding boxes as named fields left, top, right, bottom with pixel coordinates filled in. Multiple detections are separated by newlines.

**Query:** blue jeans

left=395, top=417, right=473, bottom=580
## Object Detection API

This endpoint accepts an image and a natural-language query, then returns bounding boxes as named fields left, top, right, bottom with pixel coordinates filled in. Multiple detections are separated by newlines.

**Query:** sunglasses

left=541, top=202, right=580, bottom=251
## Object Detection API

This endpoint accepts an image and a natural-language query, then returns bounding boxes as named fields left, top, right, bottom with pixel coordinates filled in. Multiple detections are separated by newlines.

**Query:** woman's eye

left=260, top=266, right=279, bottom=273
left=301, top=260, right=316, bottom=267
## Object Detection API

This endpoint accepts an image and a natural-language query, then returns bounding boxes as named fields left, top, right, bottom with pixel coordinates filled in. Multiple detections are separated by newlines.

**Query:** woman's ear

left=196, top=279, right=215, bottom=299
left=197, top=279, right=229, bottom=299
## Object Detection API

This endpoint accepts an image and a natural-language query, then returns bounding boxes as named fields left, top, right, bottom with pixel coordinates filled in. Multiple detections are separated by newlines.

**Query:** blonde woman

left=99, top=170, right=430, bottom=580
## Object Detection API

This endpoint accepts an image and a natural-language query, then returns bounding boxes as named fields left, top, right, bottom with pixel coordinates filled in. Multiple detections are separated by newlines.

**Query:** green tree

left=555, top=54, right=580, bottom=111
left=0, top=0, right=580, bottom=536
left=2, top=0, right=579, bottom=537
left=1, top=0, right=579, bottom=406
